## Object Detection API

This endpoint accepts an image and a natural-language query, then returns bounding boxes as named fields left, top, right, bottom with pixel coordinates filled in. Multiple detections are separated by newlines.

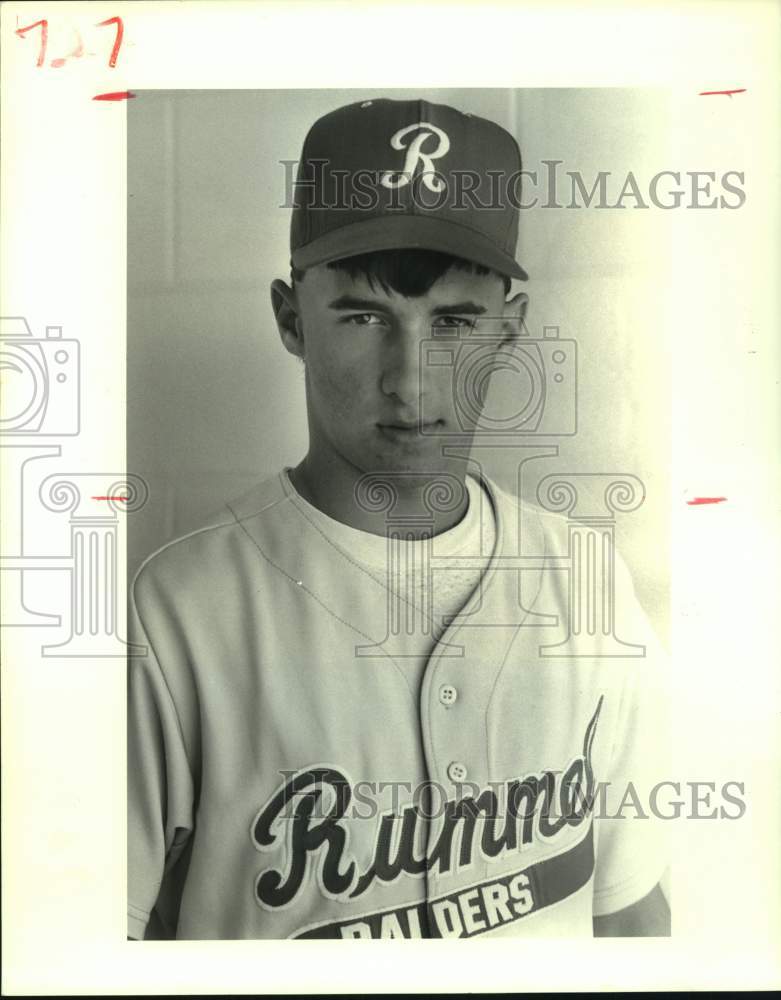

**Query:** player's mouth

left=376, top=419, right=444, bottom=442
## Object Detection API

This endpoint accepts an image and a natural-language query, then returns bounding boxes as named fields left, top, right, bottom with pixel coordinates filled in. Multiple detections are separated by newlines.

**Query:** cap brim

left=292, top=216, right=528, bottom=281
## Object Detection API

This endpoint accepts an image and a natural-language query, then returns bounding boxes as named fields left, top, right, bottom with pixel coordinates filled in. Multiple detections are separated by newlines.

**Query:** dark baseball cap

left=290, top=98, right=528, bottom=281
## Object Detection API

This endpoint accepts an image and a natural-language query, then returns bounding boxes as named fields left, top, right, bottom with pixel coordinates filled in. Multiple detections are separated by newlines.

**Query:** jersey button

left=439, top=684, right=458, bottom=706
left=447, top=761, right=468, bottom=783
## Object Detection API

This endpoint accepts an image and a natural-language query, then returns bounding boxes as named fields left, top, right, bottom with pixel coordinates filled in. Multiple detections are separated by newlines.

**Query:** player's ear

left=499, top=291, right=528, bottom=344
left=270, top=279, right=305, bottom=360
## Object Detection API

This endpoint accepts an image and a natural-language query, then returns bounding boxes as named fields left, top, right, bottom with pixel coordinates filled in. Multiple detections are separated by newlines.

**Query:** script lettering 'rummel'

left=251, top=698, right=602, bottom=909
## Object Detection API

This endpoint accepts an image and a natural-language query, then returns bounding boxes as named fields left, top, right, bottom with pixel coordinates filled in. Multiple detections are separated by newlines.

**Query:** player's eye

left=433, top=316, right=475, bottom=329
left=343, top=312, right=385, bottom=326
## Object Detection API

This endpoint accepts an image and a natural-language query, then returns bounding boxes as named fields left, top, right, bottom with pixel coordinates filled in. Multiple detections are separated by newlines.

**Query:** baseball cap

left=290, top=98, right=528, bottom=281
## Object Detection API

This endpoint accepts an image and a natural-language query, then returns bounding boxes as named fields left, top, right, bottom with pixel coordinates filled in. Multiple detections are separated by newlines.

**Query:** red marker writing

left=698, top=89, right=746, bottom=97
left=93, top=91, right=135, bottom=101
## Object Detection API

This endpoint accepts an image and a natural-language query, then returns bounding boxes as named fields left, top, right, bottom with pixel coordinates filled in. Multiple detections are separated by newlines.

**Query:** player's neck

left=288, top=454, right=470, bottom=539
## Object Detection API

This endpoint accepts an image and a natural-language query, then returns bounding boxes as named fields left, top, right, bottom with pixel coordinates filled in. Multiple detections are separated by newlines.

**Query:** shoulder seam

left=225, top=477, right=292, bottom=524
left=131, top=488, right=290, bottom=586
left=131, top=516, right=236, bottom=586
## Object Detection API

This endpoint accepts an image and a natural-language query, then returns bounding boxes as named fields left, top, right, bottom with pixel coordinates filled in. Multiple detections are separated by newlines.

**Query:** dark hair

left=291, top=248, right=511, bottom=298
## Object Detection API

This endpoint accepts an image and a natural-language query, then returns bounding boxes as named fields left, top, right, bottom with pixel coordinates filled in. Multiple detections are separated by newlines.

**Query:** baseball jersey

left=287, top=469, right=495, bottom=651
left=127, top=469, right=669, bottom=940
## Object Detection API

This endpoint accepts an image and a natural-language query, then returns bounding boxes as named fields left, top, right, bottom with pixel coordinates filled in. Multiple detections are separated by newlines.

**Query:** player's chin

left=366, top=426, right=454, bottom=474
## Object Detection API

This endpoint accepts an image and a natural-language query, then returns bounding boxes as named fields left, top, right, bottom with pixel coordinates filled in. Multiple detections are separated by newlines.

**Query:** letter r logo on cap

left=380, top=122, right=451, bottom=193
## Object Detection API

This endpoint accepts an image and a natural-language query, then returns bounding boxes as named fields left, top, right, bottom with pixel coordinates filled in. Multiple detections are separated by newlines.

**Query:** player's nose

left=380, top=321, right=429, bottom=409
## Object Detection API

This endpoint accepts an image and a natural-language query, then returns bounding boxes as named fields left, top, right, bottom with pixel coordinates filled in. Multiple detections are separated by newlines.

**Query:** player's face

left=272, top=264, right=526, bottom=480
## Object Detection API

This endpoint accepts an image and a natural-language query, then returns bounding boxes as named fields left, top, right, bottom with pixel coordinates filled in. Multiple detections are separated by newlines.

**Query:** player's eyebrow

left=430, top=302, right=487, bottom=316
left=327, top=296, right=488, bottom=315
left=328, top=295, right=391, bottom=312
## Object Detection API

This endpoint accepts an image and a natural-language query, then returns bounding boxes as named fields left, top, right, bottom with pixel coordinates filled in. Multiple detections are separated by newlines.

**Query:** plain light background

left=127, top=87, right=671, bottom=642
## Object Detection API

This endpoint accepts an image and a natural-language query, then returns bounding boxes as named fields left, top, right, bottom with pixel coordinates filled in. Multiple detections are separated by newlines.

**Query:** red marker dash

left=686, top=497, right=727, bottom=506
left=93, top=90, right=135, bottom=102
left=698, top=88, right=746, bottom=97
left=92, top=495, right=129, bottom=501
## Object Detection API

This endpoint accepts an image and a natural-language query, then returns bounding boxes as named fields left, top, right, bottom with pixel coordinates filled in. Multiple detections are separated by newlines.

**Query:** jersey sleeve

left=127, top=568, right=196, bottom=940
left=592, top=551, right=671, bottom=917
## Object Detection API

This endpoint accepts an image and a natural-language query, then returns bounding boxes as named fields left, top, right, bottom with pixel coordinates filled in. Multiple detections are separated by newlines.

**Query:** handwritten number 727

left=15, top=17, right=124, bottom=68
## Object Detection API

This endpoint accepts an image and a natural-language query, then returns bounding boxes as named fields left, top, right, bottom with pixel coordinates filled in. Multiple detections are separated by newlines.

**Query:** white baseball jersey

left=127, top=470, right=668, bottom=940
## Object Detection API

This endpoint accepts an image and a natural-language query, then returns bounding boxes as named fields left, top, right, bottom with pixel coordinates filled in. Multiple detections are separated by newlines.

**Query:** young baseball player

left=128, top=98, right=670, bottom=940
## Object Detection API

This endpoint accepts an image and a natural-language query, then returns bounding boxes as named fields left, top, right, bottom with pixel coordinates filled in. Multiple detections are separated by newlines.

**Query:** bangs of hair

left=291, top=248, right=511, bottom=297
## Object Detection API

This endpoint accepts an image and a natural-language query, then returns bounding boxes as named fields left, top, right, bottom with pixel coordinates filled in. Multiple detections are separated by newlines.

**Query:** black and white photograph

left=2, top=1, right=780, bottom=994
left=127, top=88, right=676, bottom=942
